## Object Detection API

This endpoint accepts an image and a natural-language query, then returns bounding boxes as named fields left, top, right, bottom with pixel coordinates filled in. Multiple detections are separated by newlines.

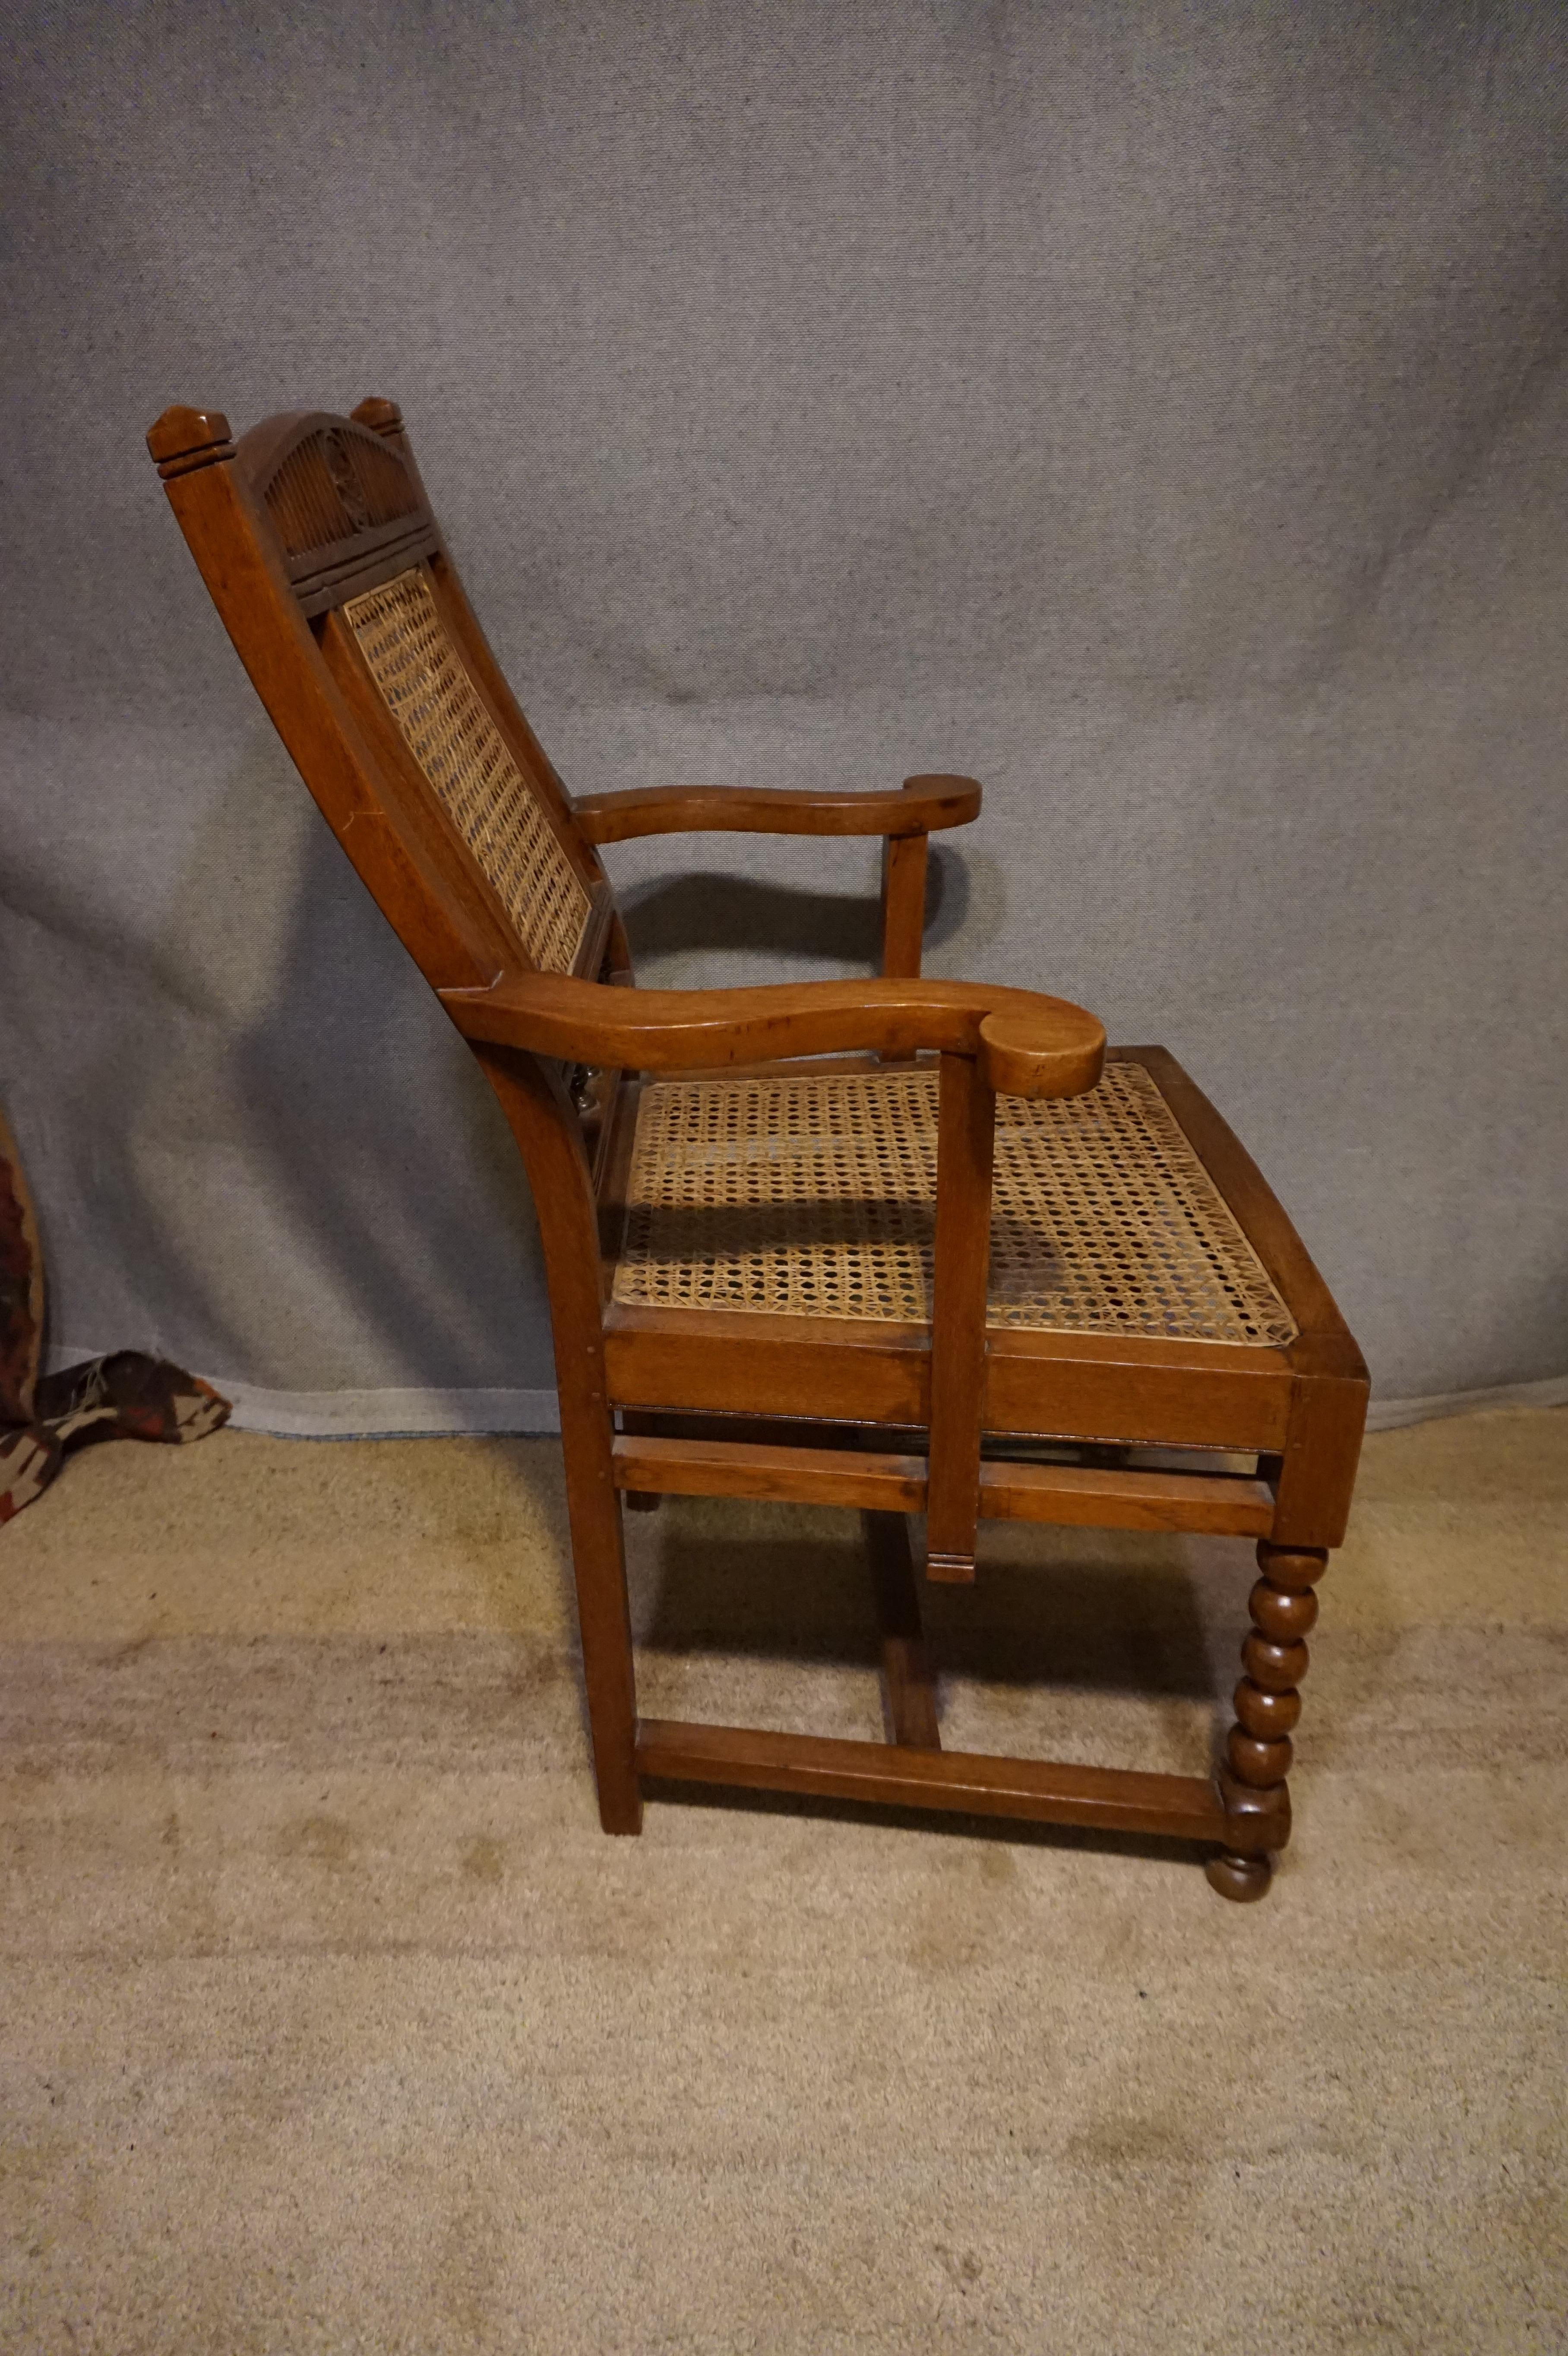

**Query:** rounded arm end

left=979, top=1007, right=1105, bottom=1099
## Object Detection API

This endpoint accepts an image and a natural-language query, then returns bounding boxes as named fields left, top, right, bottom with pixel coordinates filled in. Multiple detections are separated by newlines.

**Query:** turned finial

left=146, top=406, right=234, bottom=478
left=351, top=397, right=404, bottom=438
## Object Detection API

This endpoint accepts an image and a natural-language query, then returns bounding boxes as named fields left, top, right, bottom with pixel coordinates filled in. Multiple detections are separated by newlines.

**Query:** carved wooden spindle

left=1206, top=1539, right=1327, bottom=1901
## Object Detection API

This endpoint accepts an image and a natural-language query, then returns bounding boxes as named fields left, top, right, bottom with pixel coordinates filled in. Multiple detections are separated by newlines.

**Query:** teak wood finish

left=149, top=396, right=1368, bottom=1899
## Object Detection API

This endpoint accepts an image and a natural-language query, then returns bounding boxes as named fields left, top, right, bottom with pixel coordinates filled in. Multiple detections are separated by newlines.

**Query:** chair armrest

left=572, top=774, right=982, bottom=845
left=440, top=972, right=1104, bottom=1100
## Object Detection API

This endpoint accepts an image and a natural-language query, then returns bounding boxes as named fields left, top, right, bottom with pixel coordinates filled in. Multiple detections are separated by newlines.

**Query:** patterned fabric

left=0, top=1109, right=230, bottom=1526
left=0, top=1105, right=43, bottom=1423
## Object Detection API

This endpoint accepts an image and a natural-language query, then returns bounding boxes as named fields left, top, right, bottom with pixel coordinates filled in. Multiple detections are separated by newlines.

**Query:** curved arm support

left=572, top=773, right=982, bottom=845
left=440, top=972, right=1105, bottom=1100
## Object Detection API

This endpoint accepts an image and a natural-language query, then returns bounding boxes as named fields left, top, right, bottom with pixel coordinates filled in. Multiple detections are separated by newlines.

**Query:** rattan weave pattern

left=613, top=1061, right=1297, bottom=1346
left=343, top=569, right=591, bottom=974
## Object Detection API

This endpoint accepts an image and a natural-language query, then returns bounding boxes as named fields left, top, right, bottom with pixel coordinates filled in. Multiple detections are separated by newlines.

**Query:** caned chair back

left=339, top=567, right=592, bottom=974
left=149, top=401, right=615, bottom=998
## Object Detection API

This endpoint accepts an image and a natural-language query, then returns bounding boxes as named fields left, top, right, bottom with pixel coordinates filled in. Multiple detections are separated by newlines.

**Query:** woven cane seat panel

left=612, top=1061, right=1297, bottom=1346
left=343, top=569, right=591, bottom=975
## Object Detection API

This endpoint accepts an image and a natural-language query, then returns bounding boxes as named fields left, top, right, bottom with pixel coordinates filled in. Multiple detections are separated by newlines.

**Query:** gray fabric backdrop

left=3, top=0, right=1565, bottom=1433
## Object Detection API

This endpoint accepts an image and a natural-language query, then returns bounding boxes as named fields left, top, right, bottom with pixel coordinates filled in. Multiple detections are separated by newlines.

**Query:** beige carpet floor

left=1, top=1408, right=1564, bottom=2353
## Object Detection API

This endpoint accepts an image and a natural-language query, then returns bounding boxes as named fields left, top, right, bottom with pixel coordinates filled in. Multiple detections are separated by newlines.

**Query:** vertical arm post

left=924, top=1050, right=995, bottom=1583
left=880, top=831, right=929, bottom=979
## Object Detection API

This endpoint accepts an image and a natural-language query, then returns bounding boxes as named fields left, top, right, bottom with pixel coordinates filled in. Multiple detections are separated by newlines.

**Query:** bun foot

left=1205, top=1849, right=1273, bottom=1903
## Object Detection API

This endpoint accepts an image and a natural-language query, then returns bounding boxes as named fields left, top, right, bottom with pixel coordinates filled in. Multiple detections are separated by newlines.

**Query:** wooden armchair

left=148, top=397, right=1367, bottom=1900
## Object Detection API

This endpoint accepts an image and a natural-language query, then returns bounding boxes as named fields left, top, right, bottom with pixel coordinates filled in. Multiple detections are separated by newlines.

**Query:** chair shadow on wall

left=616, top=836, right=971, bottom=972
left=139, top=731, right=555, bottom=1402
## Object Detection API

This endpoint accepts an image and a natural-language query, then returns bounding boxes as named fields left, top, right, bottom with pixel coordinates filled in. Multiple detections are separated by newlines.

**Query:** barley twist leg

left=1206, top=1541, right=1327, bottom=1902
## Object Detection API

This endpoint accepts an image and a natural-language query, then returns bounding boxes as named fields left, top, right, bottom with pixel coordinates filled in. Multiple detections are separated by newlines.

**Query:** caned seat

left=613, top=1058, right=1298, bottom=1346
left=149, top=393, right=1368, bottom=1903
